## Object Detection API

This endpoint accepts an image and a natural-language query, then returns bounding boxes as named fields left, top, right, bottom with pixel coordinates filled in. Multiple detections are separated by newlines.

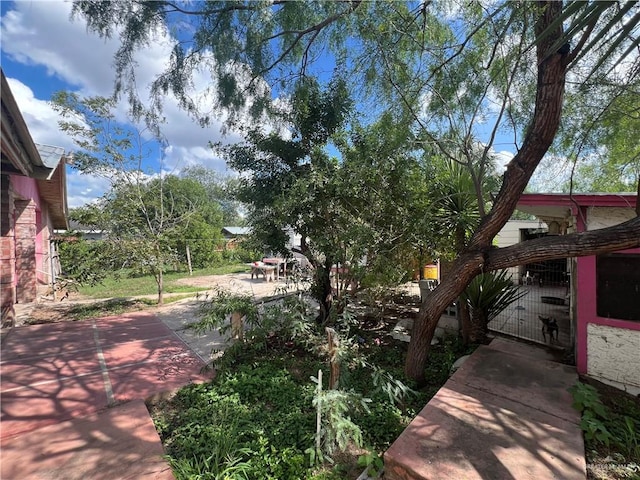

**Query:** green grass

left=77, top=264, right=249, bottom=298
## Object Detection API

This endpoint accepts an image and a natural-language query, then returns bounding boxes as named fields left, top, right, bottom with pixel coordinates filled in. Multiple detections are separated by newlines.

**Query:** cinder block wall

left=14, top=199, right=37, bottom=303
left=1, top=175, right=16, bottom=326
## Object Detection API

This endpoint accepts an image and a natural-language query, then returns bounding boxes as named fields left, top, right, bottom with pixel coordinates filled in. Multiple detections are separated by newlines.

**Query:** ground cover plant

left=150, top=290, right=475, bottom=479
left=570, top=379, right=640, bottom=480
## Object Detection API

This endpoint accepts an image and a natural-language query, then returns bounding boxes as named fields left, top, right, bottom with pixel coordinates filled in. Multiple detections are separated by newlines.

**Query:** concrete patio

left=0, top=311, right=212, bottom=479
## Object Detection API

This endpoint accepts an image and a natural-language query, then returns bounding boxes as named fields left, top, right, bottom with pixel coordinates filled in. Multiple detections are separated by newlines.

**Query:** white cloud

left=5, top=78, right=75, bottom=150
left=5, top=77, right=109, bottom=208
left=65, top=171, right=111, bottom=209
left=1, top=1, right=250, bottom=208
left=494, top=150, right=514, bottom=171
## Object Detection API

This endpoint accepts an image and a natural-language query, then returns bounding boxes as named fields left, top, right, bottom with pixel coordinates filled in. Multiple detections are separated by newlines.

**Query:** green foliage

left=571, top=382, right=614, bottom=447
left=176, top=291, right=450, bottom=479
left=182, top=165, right=245, bottom=226
left=357, top=450, right=384, bottom=478
left=57, top=235, right=109, bottom=287
left=193, top=290, right=316, bottom=356
left=570, top=381, right=640, bottom=461
left=460, top=269, right=527, bottom=340
left=310, top=374, right=369, bottom=460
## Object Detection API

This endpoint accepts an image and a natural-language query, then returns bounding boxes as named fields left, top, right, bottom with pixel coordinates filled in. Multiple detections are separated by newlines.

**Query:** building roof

left=1, top=69, right=69, bottom=229
left=222, top=226, right=251, bottom=236
left=517, top=193, right=637, bottom=221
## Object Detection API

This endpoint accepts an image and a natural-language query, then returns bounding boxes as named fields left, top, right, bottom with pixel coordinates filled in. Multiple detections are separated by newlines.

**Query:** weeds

left=154, top=289, right=455, bottom=478
left=570, top=380, right=640, bottom=479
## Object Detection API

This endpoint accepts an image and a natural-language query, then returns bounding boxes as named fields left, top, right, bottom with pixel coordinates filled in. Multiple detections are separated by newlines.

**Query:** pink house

left=1, top=69, right=69, bottom=326
left=517, top=193, right=639, bottom=394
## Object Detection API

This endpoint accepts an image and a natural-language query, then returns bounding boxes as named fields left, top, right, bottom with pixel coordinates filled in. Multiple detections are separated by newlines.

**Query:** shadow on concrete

left=384, top=338, right=586, bottom=480
left=1, top=312, right=211, bottom=479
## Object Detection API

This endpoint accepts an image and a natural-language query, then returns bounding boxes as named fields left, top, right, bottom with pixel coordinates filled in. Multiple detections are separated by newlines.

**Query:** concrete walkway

left=0, top=274, right=300, bottom=479
left=384, top=338, right=586, bottom=479
left=0, top=312, right=212, bottom=479
left=1, top=276, right=587, bottom=479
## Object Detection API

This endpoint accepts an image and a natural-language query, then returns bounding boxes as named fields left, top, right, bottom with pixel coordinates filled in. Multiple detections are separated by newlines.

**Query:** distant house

left=221, top=226, right=251, bottom=249
left=1, top=69, right=69, bottom=326
left=515, top=193, right=639, bottom=394
left=63, top=220, right=105, bottom=242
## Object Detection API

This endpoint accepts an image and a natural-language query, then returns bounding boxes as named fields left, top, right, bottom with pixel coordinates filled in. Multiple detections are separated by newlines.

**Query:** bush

left=57, top=236, right=110, bottom=286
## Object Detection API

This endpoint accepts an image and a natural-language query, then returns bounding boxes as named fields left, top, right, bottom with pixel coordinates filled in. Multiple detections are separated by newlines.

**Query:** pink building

left=1, top=69, right=69, bottom=326
left=517, top=193, right=639, bottom=394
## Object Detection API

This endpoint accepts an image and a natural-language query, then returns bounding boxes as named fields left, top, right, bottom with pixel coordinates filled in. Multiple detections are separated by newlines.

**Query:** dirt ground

left=10, top=273, right=308, bottom=328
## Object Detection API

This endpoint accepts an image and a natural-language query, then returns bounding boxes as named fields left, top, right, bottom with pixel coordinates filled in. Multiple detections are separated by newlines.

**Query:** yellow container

left=423, top=264, right=438, bottom=280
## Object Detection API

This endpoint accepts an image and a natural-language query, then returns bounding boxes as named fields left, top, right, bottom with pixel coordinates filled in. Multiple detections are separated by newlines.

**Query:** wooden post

left=326, top=327, right=340, bottom=389
left=231, top=311, right=243, bottom=341
left=316, top=369, right=322, bottom=454
left=50, top=240, right=57, bottom=300
left=186, top=244, right=193, bottom=276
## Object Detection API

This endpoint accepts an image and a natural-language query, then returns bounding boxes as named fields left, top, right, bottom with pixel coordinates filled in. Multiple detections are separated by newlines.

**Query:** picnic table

left=261, top=257, right=288, bottom=280
left=247, top=262, right=277, bottom=282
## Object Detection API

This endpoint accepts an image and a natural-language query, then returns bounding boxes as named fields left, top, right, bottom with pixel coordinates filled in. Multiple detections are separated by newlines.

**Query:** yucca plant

left=460, top=270, right=527, bottom=344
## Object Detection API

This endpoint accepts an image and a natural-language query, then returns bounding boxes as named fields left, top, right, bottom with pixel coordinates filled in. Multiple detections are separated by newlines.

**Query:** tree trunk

left=470, top=310, right=489, bottom=344
left=458, top=299, right=472, bottom=345
left=157, top=270, right=164, bottom=305
left=454, top=225, right=472, bottom=344
left=313, top=261, right=334, bottom=324
left=406, top=1, right=570, bottom=384
left=300, top=237, right=334, bottom=324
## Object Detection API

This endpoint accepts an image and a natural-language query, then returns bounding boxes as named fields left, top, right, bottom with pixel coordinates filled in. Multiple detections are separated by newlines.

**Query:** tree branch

left=484, top=215, right=640, bottom=271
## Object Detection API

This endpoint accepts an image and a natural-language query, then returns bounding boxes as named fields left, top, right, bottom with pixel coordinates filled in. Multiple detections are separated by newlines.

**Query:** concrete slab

left=1, top=372, right=109, bottom=441
left=152, top=300, right=232, bottom=361
left=384, top=340, right=585, bottom=480
left=1, top=400, right=174, bottom=480
left=450, top=345, right=579, bottom=424
left=0, top=313, right=211, bottom=443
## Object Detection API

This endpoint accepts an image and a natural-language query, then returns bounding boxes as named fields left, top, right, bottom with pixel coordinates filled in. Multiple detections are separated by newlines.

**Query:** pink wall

left=575, top=249, right=640, bottom=374
left=11, top=175, right=41, bottom=207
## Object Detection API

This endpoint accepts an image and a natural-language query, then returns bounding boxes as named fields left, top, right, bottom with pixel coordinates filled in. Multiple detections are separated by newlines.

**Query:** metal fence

left=488, top=264, right=571, bottom=347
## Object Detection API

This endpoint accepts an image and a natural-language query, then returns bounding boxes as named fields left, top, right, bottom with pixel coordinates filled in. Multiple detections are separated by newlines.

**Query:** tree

left=137, top=175, right=224, bottom=269
left=51, top=92, right=223, bottom=303
left=71, top=1, right=640, bottom=383
left=335, top=113, right=433, bottom=288
left=182, top=165, right=245, bottom=225
left=220, top=78, right=353, bottom=322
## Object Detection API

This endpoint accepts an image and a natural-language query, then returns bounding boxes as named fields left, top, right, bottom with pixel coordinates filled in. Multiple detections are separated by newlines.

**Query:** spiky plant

left=460, top=270, right=527, bottom=343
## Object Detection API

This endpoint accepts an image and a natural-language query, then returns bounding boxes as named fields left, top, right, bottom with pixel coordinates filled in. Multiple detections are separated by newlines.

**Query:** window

left=596, top=254, right=640, bottom=322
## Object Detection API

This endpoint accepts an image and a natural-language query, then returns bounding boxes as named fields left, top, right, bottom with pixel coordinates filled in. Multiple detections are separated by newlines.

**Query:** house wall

left=587, top=324, right=640, bottom=392
left=2, top=175, right=54, bottom=307
left=576, top=207, right=640, bottom=394
left=14, top=198, right=37, bottom=303
left=495, top=220, right=545, bottom=282
left=36, top=205, right=55, bottom=288
left=1, top=175, right=16, bottom=325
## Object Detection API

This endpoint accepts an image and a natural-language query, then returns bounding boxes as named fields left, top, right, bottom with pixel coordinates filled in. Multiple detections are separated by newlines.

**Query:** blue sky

left=1, top=1, right=526, bottom=210
left=1, top=1, right=246, bottom=208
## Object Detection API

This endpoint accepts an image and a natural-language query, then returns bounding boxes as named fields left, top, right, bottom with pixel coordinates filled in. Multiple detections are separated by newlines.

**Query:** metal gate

left=488, top=259, right=571, bottom=347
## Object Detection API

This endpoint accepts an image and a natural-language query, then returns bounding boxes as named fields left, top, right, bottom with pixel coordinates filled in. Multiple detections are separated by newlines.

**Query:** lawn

left=76, top=264, right=249, bottom=298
